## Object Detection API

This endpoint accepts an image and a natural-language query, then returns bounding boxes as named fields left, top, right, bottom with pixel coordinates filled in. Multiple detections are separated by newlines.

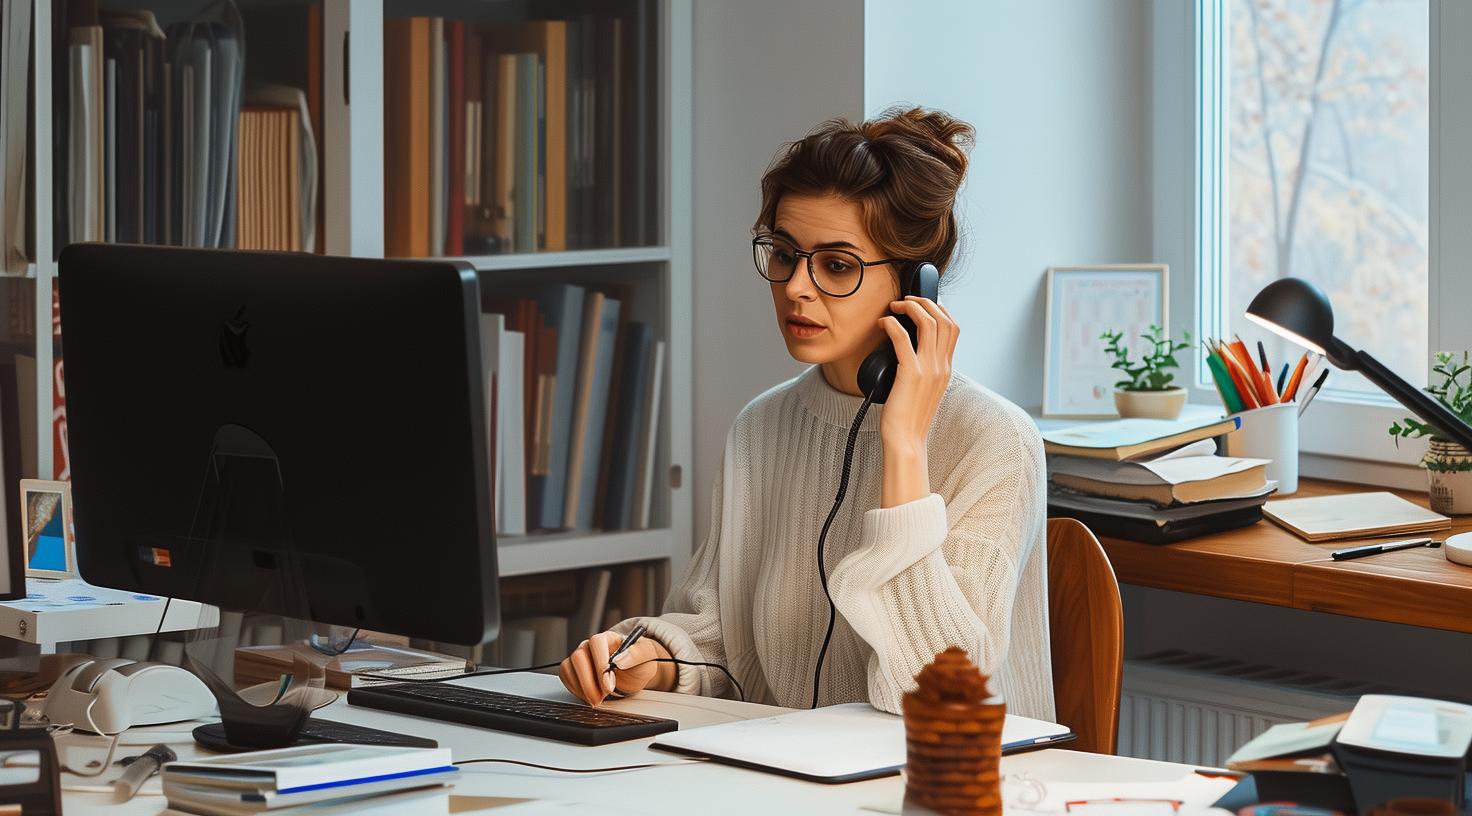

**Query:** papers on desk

left=651, top=702, right=1073, bottom=783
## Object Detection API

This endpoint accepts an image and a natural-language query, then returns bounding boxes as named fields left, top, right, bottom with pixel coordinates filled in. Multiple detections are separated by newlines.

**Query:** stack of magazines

left=162, top=744, right=456, bottom=815
left=1043, top=416, right=1276, bottom=544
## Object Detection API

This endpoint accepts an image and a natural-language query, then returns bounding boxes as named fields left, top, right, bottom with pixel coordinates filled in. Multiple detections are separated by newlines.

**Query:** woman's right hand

left=559, top=630, right=667, bottom=706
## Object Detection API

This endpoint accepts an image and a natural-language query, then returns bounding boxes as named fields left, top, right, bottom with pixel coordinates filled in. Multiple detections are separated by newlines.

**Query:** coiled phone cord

left=810, top=390, right=874, bottom=709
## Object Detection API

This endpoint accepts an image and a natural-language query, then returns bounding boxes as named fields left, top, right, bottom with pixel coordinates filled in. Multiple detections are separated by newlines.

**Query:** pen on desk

left=1297, top=369, right=1329, bottom=416
left=606, top=622, right=648, bottom=673
left=1330, top=538, right=1435, bottom=561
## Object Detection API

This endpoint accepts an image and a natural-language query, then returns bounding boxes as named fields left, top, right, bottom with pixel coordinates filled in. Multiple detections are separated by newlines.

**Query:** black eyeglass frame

left=752, top=234, right=906, bottom=298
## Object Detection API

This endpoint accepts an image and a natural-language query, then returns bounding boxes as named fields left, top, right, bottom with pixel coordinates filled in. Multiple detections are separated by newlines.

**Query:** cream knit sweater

left=616, top=364, right=1055, bottom=720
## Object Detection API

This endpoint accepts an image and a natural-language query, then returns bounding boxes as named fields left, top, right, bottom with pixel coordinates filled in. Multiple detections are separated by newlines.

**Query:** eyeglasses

left=752, top=234, right=902, bottom=298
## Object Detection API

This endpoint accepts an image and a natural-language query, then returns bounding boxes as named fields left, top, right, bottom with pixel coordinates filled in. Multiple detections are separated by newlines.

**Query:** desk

left=1094, top=478, right=1472, bottom=633
left=57, top=674, right=1232, bottom=815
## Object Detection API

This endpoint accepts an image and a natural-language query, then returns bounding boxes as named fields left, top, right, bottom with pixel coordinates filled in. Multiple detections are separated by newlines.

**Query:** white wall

left=689, top=0, right=865, bottom=542
left=864, top=0, right=1153, bottom=406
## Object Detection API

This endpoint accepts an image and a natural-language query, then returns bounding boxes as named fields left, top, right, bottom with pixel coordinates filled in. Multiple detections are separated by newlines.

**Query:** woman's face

left=767, top=193, right=902, bottom=369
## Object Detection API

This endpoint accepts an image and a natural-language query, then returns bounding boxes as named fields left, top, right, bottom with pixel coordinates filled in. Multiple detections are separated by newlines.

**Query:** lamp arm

left=1354, top=350, right=1472, bottom=451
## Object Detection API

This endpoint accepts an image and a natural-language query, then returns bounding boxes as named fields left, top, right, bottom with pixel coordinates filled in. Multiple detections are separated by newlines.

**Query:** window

left=1218, top=0, right=1429, bottom=396
left=1193, top=0, right=1459, bottom=470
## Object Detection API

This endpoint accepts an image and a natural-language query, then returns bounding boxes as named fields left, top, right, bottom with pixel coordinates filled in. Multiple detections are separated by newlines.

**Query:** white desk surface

left=56, top=673, right=1230, bottom=815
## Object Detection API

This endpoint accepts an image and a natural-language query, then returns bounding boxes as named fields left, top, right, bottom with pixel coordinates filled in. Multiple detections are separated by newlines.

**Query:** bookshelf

left=5, top=0, right=694, bottom=636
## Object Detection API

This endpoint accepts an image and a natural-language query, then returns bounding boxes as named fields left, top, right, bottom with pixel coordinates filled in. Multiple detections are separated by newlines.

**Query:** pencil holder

left=1224, top=402, right=1299, bottom=495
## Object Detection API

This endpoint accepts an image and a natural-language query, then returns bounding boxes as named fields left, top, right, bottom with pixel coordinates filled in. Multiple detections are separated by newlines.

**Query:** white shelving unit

left=17, top=0, right=694, bottom=589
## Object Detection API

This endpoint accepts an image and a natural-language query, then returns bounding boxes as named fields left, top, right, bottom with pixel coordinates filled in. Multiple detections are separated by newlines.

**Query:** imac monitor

left=58, top=244, right=498, bottom=646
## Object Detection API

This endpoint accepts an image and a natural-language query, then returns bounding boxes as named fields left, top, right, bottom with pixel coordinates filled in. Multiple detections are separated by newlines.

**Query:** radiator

left=1118, top=650, right=1386, bottom=767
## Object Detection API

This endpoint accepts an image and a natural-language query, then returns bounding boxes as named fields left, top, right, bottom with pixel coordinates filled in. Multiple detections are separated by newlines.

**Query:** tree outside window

left=1227, top=0, right=1428, bottom=395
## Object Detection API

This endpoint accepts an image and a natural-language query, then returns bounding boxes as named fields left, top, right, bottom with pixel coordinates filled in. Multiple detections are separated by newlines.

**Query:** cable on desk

left=453, top=757, right=707, bottom=774
left=651, top=658, right=745, bottom=703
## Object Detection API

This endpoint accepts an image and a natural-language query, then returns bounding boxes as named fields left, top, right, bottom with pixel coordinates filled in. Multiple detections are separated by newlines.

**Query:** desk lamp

left=1245, top=277, right=1472, bottom=451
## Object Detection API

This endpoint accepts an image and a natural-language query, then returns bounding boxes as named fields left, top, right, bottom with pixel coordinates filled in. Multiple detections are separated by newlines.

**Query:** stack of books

left=483, top=282, right=665, bottom=536
left=384, top=7, right=657, bottom=257
left=1043, top=416, right=1277, bottom=544
left=162, top=744, right=456, bottom=815
left=52, top=2, right=321, bottom=253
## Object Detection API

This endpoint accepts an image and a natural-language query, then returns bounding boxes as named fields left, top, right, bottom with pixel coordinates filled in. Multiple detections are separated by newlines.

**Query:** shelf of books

left=1, top=0, right=694, bottom=658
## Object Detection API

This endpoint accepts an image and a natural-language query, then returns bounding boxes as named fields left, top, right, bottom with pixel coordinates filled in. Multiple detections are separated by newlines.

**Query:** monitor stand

left=175, top=424, right=372, bottom=750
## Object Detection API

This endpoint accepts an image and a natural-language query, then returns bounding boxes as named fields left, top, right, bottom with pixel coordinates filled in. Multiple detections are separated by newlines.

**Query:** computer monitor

left=57, top=244, right=499, bottom=646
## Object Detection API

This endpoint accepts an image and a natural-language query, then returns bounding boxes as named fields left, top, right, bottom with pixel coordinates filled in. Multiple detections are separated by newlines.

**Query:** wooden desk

left=1093, top=478, right=1472, bottom=633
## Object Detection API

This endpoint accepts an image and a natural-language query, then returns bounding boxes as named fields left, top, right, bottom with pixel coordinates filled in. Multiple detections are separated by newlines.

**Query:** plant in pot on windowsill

left=1388, top=351, right=1472, bottom=515
left=1102, top=325, right=1191, bottom=420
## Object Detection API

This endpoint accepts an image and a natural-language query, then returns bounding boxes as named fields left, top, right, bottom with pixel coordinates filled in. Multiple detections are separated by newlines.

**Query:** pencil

left=1204, top=346, right=1246, bottom=414
left=1281, top=352, right=1309, bottom=401
left=1216, top=340, right=1262, bottom=409
left=1257, top=340, right=1270, bottom=374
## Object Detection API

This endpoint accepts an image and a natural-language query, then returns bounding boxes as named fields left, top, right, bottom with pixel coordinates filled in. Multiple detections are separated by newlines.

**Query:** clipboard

left=649, top=702, right=1075, bottom=784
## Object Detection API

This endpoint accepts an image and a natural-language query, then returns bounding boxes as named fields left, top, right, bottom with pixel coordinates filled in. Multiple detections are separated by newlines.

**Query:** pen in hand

left=606, top=623, right=648, bottom=674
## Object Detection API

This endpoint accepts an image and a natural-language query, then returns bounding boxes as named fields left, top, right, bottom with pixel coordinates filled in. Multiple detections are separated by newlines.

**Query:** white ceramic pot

left=1113, top=387, right=1187, bottom=420
left=1426, top=439, right=1472, bottom=515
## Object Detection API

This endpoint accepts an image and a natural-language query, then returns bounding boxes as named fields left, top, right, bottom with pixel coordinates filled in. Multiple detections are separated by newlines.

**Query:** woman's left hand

left=876, top=297, right=958, bottom=503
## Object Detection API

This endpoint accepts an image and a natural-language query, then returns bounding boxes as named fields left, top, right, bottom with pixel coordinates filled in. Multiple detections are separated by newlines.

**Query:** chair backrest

left=1046, top=517, right=1123, bottom=754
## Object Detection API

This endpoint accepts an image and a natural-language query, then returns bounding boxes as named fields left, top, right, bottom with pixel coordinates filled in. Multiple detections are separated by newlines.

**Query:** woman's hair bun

left=754, top=105, right=975, bottom=276
left=861, top=106, right=974, bottom=192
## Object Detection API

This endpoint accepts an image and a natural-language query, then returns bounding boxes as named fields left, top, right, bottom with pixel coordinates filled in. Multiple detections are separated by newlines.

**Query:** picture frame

left=20, top=479, right=76, bottom=579
left=1043, top=264, right=1169, bottom=418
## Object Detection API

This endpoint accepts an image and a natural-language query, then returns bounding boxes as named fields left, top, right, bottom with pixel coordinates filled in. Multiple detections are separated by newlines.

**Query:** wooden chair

left=1046, top=517, right=1123, bottom=754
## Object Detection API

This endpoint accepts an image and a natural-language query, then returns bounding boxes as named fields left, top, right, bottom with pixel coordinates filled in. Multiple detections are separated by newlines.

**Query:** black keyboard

left=346, top=682, right=679, bottom=746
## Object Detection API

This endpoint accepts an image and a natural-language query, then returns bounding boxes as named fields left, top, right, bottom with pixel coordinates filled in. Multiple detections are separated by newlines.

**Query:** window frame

left=1187, top=0, right=1470, bottom=479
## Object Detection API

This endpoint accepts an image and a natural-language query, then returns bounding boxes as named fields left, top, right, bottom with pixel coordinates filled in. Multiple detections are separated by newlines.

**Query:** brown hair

left=754, top=106, right=974, bottom=283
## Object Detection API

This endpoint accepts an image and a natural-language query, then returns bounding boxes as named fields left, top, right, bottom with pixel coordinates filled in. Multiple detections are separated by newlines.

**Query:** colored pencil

left=1281, top=352, right=1310, bottom=401
left=1215, top=340, right=1261, bottom=410
left=1203, top=344, right=1246, bottom=414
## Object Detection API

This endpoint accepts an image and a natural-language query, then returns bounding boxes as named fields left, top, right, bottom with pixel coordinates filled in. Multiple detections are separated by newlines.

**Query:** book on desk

left=1043, top=420, right=1276, bottom=544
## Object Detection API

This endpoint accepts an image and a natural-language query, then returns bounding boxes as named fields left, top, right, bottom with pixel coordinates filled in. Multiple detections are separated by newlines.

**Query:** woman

left=559, top=107, right=1054, bottom=719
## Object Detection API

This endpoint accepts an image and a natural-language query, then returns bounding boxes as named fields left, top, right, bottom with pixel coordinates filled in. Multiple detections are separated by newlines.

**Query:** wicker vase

left=902, top=647, right=1005, bottom=816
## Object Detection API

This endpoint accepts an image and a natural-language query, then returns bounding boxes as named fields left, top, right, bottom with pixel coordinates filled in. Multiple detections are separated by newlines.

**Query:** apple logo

left=219, top=306, right=251, bottom=368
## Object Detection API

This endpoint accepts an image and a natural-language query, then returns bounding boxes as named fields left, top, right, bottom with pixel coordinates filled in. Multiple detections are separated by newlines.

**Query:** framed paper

left=20, top=479, right=75, bottom=579
left=1043, top=265, right=1169, bottom=418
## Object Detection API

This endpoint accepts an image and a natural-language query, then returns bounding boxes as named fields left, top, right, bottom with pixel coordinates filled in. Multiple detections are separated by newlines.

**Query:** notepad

left=1263, top=491, right=1452, bottom=542
left=650, top=702, right=1074, bottom=783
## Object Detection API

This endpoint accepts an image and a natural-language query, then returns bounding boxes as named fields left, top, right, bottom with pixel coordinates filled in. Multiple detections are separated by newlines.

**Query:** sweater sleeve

left=826, top=414, right=1047, bottom=714
left=611, top=442, right=732, bottom=698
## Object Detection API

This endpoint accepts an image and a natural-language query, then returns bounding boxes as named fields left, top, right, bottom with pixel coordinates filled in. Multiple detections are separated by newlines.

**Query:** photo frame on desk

left=19, top=479, right=75, bottom=579
left=1043, top=264, right=1168, bottom=418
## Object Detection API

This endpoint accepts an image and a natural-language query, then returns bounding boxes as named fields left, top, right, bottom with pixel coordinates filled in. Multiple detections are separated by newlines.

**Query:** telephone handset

left=856, top=262, right=940, bottom=403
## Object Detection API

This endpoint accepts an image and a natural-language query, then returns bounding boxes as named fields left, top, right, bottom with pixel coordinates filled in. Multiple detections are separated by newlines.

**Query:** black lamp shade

left=1244, top=277, right=1337, bottom=357
left=1242, top=276, right=1472, bottom=451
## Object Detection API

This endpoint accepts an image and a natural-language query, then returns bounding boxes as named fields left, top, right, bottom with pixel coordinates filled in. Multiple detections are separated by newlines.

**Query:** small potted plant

left=1388, top=351, right=1472, bottom=515
left=1103, top=325, right=1191, bottom=420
